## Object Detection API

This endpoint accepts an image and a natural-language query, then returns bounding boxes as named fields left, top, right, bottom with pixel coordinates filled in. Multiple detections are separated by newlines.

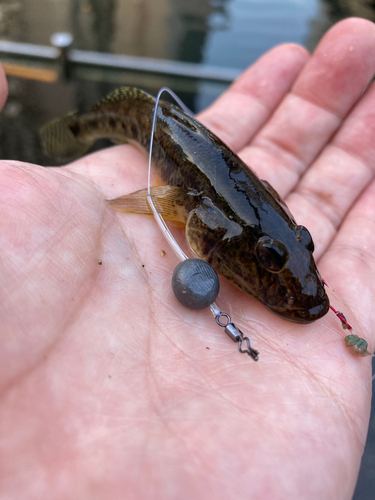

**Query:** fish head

left=251, top=224, right=329, bottom=323
left=186, top=205, right=329, bottom=324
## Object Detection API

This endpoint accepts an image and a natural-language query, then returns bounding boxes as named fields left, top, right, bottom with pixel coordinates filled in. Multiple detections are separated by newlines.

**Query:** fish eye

left=295, top=225, right=314, bottom=252
left=256, top=236, right=289, bottom=273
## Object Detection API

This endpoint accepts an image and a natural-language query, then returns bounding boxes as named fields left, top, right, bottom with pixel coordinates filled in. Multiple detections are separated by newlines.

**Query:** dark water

left=0, top=0, right=374, bottom=497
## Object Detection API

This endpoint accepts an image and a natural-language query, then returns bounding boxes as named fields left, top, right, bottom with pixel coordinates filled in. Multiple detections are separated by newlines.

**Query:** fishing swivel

left=170, top=257, right=258, bottom=359
left=215, top=311, right=259, bottom=360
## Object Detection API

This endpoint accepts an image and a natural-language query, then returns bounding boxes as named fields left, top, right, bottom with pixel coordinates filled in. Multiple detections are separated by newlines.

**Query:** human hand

left=1, top=18, right=374, bottom=500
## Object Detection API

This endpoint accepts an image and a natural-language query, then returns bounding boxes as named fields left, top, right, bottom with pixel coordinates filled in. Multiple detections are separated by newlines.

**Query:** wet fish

left=40, top=87, right=330, bottom=324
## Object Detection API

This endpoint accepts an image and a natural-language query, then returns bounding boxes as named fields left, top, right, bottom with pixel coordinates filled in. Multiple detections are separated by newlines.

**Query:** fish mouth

left=266, top=293, right=330, bottom=324
left=262, top=268, right=330, bottom=324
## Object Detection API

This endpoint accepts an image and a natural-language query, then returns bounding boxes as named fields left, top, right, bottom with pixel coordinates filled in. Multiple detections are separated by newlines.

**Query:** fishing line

left=322, top=280, right=374, bottom=357
left=145, top=87, right=373, bottom=363
left=146, top=87, right=259, bottom=361
left=321, top=282, right=375, bottom=392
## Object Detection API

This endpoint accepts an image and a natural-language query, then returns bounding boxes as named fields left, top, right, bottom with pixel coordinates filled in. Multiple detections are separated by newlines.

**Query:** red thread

left=322, top=278, right=353, bottom=330
left=329, top=305, right=353, bottom=330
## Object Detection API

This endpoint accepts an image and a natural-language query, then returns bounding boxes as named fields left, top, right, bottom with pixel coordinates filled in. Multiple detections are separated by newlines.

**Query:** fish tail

left=40, top=113, right=93, bottom=162
left=40, top=87, right=157, bottom=163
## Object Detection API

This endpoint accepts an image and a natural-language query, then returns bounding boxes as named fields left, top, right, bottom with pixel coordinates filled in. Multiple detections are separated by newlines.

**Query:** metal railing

left=0, top=33, right=240, bottom=84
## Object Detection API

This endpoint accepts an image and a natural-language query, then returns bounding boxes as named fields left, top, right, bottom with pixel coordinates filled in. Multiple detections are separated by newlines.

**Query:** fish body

left=41, top=87, right=329, bottom=324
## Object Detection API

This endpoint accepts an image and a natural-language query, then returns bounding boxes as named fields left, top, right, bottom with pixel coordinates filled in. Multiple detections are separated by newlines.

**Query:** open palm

left=1, top=18, right=374, bottom=500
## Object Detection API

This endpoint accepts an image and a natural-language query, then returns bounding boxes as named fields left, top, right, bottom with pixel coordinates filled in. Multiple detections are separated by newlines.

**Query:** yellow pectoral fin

left=106, top=185, right=188, bottom=223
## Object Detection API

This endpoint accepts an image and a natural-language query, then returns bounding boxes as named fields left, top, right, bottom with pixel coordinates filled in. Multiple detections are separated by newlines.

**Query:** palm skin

left=1, top=18, right=375, bottom=500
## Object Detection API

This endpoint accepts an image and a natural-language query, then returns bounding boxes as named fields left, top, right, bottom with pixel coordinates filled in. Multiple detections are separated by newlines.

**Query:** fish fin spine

left=106, top=185, right=187, bottom=223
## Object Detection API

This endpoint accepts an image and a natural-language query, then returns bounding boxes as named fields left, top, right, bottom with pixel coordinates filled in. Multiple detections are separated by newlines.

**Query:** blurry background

left=0, top=0, right=374, bottom=497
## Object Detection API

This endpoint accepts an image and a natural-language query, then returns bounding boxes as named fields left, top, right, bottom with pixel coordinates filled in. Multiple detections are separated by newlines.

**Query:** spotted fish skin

left=41, top=87, right=329, bottom=324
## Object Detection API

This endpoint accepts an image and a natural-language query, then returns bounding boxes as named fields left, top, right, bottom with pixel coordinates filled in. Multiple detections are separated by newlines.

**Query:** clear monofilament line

left=145, top=87, right=258, bottom=360
left=146, top=87, right=192, bottom=262
left=146, top=194, right=188, bottom=262
left=146, top=88, right=221, bottom=318
left=147, top=87, right=193, bottom=198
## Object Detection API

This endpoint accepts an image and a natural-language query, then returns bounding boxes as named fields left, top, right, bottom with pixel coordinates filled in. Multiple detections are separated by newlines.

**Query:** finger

left=0, top=63, right=8, bottom=111
left=239, top=18, right=375, bottom=195
left=286, top=81, right=375, bottom=258
left=198, top=43, right=309, bottom=151
left=320, top=178, right=375, bottom=337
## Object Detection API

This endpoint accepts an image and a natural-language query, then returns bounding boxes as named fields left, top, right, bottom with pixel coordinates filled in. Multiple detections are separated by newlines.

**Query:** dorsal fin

left=90, top=87, right=155, bottom=113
